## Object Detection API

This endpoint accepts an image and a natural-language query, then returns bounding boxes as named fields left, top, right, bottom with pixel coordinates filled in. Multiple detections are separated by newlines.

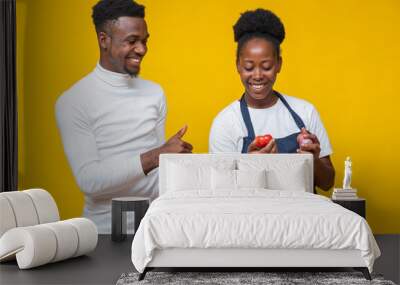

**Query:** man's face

left=100, top=17, right=149, bottom=76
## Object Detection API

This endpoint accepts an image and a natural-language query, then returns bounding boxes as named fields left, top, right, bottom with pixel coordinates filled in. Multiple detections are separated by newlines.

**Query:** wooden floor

left=373, top=234, right=400, bottom=284
left=0, top=234, right=398, bottom=285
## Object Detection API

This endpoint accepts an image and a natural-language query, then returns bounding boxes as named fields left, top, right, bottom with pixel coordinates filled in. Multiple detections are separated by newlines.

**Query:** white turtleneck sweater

left=55, top=63, right=166, bottom=234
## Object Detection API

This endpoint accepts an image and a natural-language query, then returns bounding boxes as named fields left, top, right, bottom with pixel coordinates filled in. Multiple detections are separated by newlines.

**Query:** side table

left=112, top=197, right=150, bottom=242
left=332, top=198, right=366, bottom=218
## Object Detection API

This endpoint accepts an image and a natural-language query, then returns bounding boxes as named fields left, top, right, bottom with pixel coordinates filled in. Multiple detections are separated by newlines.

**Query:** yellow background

left=16, top=0, right=400, bottom=233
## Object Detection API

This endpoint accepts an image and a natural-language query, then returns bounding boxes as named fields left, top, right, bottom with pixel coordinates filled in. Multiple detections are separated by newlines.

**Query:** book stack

left=332, top=188, right=358, bottom=200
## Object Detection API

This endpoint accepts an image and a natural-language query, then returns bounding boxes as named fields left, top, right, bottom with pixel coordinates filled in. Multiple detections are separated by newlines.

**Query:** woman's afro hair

left=233, top=9, right=285, bottom=44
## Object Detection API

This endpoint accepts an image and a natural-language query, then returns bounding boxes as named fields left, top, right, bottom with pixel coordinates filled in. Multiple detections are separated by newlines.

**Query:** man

left=55, top=0, right=192, bottom=233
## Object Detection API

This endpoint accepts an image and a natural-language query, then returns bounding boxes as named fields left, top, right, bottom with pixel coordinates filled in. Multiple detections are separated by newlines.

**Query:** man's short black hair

left=92, top=0, right=145, bottom=32
left=233, top=9, right=285, bottom=60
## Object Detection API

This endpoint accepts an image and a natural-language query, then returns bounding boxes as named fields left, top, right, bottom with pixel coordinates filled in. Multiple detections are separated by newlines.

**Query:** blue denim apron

left=240, top=92, right=306, bottom=153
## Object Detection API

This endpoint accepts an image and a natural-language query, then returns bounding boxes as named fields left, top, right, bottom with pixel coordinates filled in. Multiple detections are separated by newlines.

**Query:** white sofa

left=0, top=189, right=98, bottom=269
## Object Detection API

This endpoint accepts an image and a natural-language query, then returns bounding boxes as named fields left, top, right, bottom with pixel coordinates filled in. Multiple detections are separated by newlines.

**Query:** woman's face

left=237, top=38, right=282, bottom=101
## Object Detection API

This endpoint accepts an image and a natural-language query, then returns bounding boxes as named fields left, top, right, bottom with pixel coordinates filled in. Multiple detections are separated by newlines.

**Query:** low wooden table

left=112, top=197, right=150, bottom=242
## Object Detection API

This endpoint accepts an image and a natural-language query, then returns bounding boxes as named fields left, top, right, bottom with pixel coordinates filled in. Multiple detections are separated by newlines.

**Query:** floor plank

left=0, top=234, right=398, bottom=284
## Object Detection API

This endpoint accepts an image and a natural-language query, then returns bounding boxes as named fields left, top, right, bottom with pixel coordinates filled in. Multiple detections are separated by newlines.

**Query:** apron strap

left=239, top=95, right=255, bottom=138
left=239, top=92, right=307, bottom=153
left=274, top=92, right=306, bottom=130
left=239, top=95, right=255, bottom=153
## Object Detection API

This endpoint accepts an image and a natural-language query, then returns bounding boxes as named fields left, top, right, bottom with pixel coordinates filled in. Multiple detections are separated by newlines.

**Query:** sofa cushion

left=0, top=196, right=17, bottom=237
left=0, top=218, right=97, bottom=269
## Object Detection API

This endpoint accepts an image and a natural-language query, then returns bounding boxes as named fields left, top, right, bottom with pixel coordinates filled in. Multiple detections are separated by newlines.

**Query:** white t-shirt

left=55, top=63, right=166, bottom=233
left=209, top=94, right=332, bottom=158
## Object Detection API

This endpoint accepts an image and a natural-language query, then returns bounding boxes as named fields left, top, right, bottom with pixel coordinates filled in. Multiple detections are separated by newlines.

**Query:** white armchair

left=0, top=189, right=97, bottom=269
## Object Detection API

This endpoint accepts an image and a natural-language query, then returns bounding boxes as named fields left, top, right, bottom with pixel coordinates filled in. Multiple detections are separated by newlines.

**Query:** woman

left=209, top=9, right=335, bottom=190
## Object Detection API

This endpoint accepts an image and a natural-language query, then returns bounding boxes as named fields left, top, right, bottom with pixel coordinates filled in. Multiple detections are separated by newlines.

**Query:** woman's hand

left=297, top=129, right=335, bottom=190
left=247, top=139, right=277, bottom=154
left=297, top=129, right=320, bottom=160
